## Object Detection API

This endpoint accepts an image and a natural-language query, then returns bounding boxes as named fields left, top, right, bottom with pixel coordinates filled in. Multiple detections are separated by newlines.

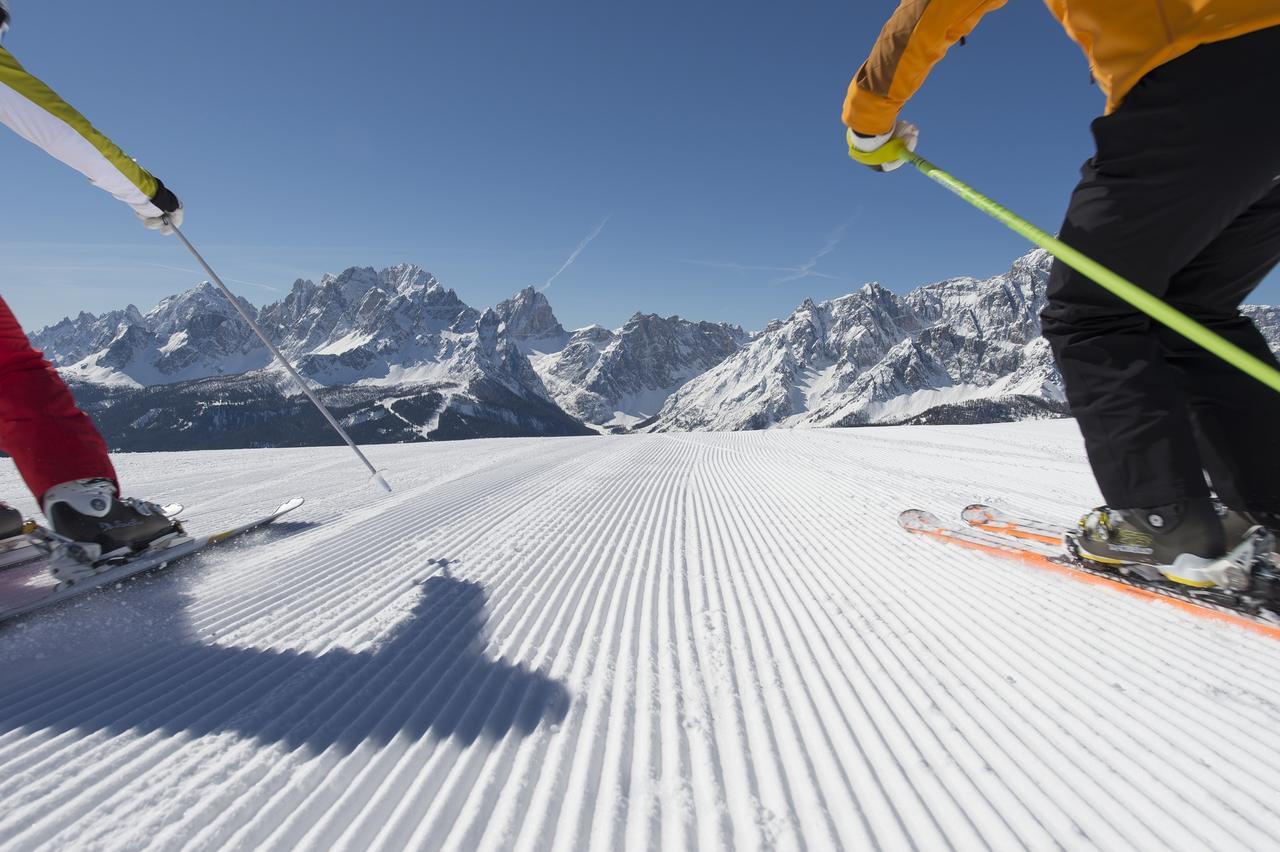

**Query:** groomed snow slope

left=3, top=422, right=1280, bottom=850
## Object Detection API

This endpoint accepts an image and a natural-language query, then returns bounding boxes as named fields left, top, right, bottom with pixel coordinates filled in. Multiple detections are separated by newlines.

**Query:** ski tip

left=961, top=504, right=998, bottom=525
left=898, top=509, right=942, bottom=531
left=276, top=497, right=305, bottom=514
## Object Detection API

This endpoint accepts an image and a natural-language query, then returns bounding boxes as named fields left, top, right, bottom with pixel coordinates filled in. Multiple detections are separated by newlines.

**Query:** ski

left=0, top=498, right=302, bottom=625
left=961, top=503, right=1066, bottom=547
left=0, top=535, right=41, bottom=571
left=899, top=508, right=1280, bottom=642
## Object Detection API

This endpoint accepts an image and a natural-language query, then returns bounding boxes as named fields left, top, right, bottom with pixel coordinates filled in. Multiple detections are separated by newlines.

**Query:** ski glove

left=847, top=120, right=918, bottom=173
left=138, top=180, right=183, bottom=235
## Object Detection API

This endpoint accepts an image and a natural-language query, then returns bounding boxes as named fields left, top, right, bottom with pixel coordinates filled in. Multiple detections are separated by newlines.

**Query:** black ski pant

left=1040, top=25, right=1280, bottom=514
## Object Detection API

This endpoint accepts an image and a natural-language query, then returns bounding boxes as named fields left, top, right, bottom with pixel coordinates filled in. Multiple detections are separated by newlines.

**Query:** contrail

left=679, top=219, right=856, bottom=286
left=540, top=216, right=611, bottom=292
left=680, top=258, right=842, bottom=281
left=146, top=262, right=281, bottom=292
left=773, top=222, right=849, bottom=284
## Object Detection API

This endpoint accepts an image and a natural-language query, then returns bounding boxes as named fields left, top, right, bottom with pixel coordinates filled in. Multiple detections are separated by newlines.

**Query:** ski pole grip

left=846, top=130, right=910, bottom=167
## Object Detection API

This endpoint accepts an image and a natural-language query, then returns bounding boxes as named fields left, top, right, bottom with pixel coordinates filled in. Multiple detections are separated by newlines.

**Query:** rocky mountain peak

left=531, top=310, right=748, bottom=428
left=380, top=263, right=437, bottom=295
left=145, top=281, right=255, bottom=335
left=495, top=286, right=566, bottom=344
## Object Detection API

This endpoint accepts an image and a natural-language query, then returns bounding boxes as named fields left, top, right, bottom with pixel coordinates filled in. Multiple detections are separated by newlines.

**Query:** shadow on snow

left=0, top=558, right=570, bottom=752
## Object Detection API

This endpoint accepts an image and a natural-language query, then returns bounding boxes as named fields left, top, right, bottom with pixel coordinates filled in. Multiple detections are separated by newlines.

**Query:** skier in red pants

left=0, top=1, right=185, bottom=576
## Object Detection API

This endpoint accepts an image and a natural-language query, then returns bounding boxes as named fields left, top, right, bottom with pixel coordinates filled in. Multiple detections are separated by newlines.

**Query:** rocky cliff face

left=494, top=286, right=568, bottom=348
left=532, top=312, right=748, bottom=428
left=1243, top=305, right=1280, bottom=352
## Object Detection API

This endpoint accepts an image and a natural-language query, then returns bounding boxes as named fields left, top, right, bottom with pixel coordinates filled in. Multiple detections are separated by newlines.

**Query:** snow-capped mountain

left=649, top=250, right=1280, bottom=433
left=492, top=287, right=748, bottom=429
left=31, top=265, right=589, bottom=446
left=494, top=286, right=569, bottom=350
left=254, top=264, right=485, bottom=385
left=57, top=283, right=267, bottom=387
left=1244, top=305, right=1280, bottom=352
left=30, top=305, right=146, bottom=366
left=650, top=251, right=1065, bottom=431
left=533, top=312, right=748, bottom=428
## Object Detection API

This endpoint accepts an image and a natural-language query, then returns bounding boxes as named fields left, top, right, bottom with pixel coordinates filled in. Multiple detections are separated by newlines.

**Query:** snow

left=515, top=335, right=574, bottom=359
left=159, top=331, right=189, bottom=355
left=309, top=330, right=376, bottom=356
left=602, top=383, right=694, bottom=428
left=850, top=376, right=1040, bottom=424
left=65, top=346, right=272, bottom=389
left=62, top=360, right=145, bottom=388
left=782, top=361, right=840, bottom=424
left=3, top=420, right=1280, bottom=849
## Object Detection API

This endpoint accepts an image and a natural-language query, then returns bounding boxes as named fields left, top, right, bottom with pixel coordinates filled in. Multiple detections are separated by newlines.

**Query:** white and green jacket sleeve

left=0, top=45, right=177, bottom=218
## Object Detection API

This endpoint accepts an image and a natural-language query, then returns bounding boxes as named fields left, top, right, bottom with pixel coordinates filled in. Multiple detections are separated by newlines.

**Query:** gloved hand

left=137, top=179, right=183, bottom=235
left=847, top=119, right=919, bottom=172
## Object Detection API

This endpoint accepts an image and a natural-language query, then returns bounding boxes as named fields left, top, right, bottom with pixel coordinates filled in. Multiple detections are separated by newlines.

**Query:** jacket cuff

left=149, top=179, right=181, bottom=214
left=850, top=129, right=893, bottom=152
left=842, top=83, right=899, bottom=137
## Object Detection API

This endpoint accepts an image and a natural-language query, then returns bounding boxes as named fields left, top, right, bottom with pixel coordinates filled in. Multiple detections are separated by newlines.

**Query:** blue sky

left=2, top=1, right=1277, bottom=333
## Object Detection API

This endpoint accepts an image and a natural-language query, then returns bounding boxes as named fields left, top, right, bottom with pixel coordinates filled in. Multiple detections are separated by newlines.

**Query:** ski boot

left=1218, top=504, right=1280, bottom=548
left=38, top=479, right=187, bottom=582
left=1212, top=505, right=1280, bottom=605
left=1, top=501, right=27, bottom=558
left=1, top=502, right=22, bottom=543
left=1068, top=500, right=1276, bottom=591
left=1068, top=500, right=1226, bottom=587
left=1, top=501, right=37, bottom=569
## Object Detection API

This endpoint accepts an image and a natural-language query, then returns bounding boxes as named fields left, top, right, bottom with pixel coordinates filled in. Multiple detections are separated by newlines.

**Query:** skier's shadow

left=0, top=564, right=570, bottom=752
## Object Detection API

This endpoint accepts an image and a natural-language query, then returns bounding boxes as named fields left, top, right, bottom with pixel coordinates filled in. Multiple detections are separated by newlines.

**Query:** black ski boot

left=41, top=479, right=185, bottom=578
left=1, top=501, right=23, bottom=542
left=1219, top=504, right=1280, bottom=547
left=1071, top=499, right=1226, bottom=586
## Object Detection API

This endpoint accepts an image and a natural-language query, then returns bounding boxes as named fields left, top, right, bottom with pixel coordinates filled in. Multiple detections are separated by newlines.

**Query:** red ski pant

left=0, top=295, right=116, bottom=502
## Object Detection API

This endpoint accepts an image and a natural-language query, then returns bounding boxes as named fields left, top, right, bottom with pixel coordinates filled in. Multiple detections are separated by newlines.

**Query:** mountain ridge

left=29, top=251, right=1280, bottom=448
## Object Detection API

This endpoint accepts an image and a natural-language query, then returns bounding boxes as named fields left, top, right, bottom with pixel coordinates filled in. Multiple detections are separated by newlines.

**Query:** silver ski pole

left=165, top=220, right=393, bottom=492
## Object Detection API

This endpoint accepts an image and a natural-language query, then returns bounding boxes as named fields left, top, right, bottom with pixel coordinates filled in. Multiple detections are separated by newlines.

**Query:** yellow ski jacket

left=0, top=45, right=170, bottom=218
left=844, top=1, right=1280, bottom=136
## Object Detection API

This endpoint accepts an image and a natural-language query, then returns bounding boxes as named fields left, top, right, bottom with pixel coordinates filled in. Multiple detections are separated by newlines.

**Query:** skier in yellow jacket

left=0, top=1, right=186, bottom=575
left=846, top=2, right=1280, bottom=576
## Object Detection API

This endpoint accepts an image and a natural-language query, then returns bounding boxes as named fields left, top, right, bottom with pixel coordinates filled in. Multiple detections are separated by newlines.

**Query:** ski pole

left=853, top=139, right=1280, bottom=395
left=164, top=220, right=393, bottom=492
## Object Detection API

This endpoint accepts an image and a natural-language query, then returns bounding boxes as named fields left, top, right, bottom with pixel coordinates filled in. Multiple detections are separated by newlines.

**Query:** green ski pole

left=851, top=137, right=1280, bottom=395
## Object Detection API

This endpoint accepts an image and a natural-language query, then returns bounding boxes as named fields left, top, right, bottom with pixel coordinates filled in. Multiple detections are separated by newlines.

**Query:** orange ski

left=899, top=509, right=1280, bottom=642
left=961, top=503, right=1066, bottom=547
